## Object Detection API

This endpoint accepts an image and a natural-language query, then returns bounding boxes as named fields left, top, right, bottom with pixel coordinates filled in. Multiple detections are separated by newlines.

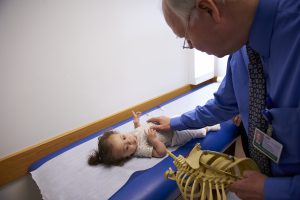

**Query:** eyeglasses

left=182, top=11, right=193, bottom=49
left=183, top=38, right=193, bottom=49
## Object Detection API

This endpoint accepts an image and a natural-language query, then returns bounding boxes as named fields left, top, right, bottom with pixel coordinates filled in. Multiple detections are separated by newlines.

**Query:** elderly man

left=148, top=0, right=300, bottom=199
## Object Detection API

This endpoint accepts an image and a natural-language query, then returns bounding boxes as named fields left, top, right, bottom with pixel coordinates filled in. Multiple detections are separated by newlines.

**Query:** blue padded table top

left=29, top=82, right=240, bottom=200
left=110, top=120, right=239, bottom=200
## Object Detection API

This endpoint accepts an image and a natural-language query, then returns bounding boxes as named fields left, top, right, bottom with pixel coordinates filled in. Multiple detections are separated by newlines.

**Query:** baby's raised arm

left=146, top=128, right=166, bottom=158
left=132, top=111, right=141, bottom=128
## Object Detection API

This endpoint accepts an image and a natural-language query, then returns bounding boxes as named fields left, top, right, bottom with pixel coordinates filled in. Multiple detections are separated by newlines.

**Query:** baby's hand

left=132, top=111, right=141, bottom=123
left=146, top=128, right=157, bottom=142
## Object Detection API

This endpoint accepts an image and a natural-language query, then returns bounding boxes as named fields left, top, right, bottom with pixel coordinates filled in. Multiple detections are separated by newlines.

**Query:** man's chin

left=214, top=52, right=229, bottom=58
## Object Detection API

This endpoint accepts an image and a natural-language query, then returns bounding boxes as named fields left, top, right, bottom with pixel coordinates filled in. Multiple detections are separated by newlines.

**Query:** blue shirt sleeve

left=265, top=176, right=300, bottom=200
left=170, top=55, right=239, bottom=131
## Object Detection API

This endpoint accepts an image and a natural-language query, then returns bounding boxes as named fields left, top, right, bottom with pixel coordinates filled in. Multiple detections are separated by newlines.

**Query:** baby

left=88, top=111, right=220, bottom=166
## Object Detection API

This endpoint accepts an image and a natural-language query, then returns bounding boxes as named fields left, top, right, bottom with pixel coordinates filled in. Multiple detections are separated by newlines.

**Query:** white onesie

left=131, top=123, right=220, bottom=158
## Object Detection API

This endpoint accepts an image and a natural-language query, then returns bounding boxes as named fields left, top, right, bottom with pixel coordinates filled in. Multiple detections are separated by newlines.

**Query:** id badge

left=253, top=128, right=283, bottom=163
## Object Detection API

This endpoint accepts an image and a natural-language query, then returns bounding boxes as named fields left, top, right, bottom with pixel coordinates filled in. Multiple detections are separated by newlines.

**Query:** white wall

left=215, top=55, right=229, bottom=79
left=0, top=1, right=230, bottom=198
left=191, top=51, right=215, bottom=85
left=0, top=0, right=194, bottom=158
left=0, top=0, right=193, bottom=199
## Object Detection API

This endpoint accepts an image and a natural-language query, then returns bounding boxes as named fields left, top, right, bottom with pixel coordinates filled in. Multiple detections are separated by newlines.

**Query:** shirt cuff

left=264, top=177, right=291, bottom=200
left=170, top=116, right=188, bottom=130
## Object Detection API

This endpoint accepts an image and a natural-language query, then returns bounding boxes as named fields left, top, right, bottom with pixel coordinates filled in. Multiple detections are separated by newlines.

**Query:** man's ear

left=195, top=0, right=221, bottom=23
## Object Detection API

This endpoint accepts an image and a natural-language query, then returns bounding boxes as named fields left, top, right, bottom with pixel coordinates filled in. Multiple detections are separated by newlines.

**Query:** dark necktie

left=246, top=45, right=271, bottom=175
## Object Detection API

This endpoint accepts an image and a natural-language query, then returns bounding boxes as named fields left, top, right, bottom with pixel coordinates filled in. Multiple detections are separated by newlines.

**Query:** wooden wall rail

left=0, top=78, right=216, bottom=187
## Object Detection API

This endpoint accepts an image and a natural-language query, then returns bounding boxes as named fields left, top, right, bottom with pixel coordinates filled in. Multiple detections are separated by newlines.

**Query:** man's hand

left=232, top=115, right=242, bottom=126
left=228, top=170, right=267, bottom=200
left=147, top=116, right=171, bottom=132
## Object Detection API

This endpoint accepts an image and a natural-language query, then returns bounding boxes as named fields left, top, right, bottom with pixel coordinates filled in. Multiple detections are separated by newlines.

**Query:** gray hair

left=164, top=0, right=196, bottom=22
left=164, top=0, right=226, bottom=23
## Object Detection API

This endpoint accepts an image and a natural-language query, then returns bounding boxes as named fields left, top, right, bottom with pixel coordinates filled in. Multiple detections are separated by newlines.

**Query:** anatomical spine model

left=165, top=144, right=259, bottom=200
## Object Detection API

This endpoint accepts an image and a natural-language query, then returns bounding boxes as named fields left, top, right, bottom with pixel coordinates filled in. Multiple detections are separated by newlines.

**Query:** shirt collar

left=248, top=0, right=279, bottom=57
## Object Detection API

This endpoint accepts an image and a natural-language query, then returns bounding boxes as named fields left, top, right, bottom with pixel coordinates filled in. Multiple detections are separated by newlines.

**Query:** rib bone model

left=165, top=144, right=259, bottom=200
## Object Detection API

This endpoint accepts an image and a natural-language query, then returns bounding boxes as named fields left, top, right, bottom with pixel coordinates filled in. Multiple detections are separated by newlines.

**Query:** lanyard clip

left=262, top=109, right=273, bottom=124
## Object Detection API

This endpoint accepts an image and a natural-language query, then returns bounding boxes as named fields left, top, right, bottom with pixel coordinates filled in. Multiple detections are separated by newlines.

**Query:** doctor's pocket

left=268, top=108, right=300, bottom=174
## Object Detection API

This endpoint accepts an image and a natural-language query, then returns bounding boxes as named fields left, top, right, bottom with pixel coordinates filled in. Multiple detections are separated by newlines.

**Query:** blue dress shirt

left=170, top=0, right=300, bottom=199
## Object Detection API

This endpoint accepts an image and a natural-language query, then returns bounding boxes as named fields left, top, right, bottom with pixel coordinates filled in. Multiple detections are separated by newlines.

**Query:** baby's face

left=109, top=133, right=137, bottom=160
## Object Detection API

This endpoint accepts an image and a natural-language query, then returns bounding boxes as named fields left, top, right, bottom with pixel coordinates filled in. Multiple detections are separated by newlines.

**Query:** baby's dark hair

left=88, top=130, right=126, bottom=166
